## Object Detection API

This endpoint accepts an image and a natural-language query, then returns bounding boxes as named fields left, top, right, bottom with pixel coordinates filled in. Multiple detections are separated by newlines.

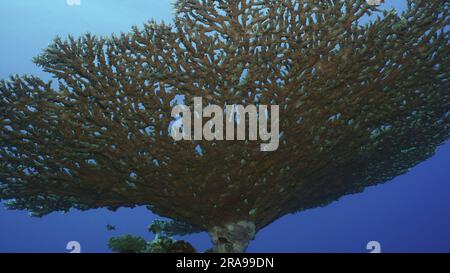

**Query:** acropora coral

left=0, top=0, right=449, bottom=252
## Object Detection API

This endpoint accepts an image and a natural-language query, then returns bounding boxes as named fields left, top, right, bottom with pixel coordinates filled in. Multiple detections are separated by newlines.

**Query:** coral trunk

left=209, top=221, right=256, bottom=253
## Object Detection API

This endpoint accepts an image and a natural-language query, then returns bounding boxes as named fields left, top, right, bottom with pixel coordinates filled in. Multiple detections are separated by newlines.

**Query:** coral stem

left=209, top=221, right=256, bottom=253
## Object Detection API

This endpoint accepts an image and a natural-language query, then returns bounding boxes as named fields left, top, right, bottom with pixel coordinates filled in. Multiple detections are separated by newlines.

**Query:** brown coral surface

left=0, top=0, right=449, bottom=252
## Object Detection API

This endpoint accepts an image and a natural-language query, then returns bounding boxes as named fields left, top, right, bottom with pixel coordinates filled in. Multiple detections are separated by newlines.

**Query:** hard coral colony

left=0, top=0, right=449, bottom=252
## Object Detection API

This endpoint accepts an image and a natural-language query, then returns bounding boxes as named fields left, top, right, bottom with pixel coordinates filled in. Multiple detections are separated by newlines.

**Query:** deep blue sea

left=0, top=0, right=449, bottom=253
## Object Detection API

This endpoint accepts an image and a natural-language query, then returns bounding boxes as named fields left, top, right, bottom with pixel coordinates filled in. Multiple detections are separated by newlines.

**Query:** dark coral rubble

left=0, top=0, right=449, bottom=252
